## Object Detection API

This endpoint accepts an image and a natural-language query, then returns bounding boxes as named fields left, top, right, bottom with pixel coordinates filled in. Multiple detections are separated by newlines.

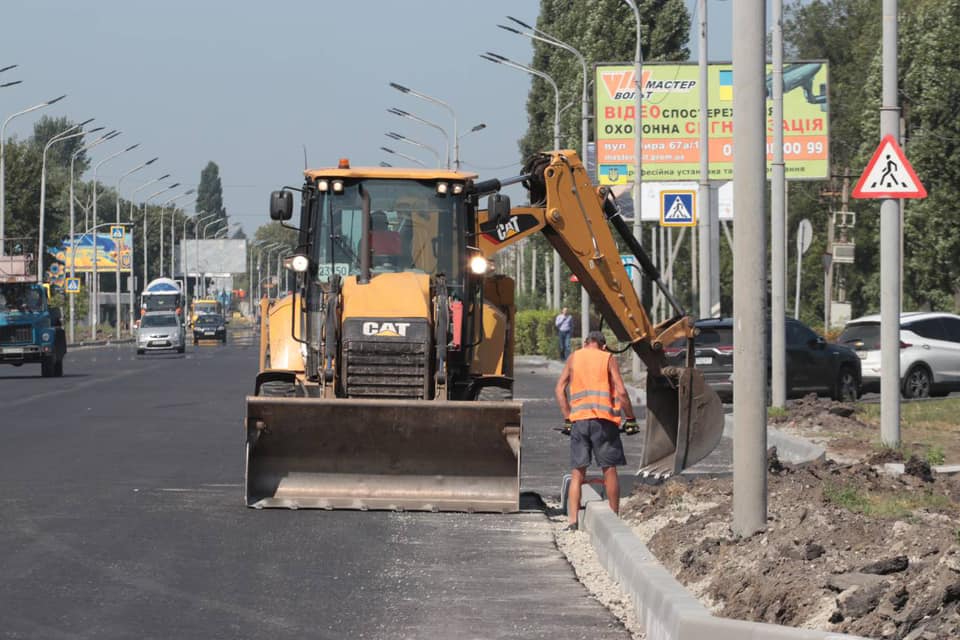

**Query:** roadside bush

left=515, top=309, right=559, bottom=358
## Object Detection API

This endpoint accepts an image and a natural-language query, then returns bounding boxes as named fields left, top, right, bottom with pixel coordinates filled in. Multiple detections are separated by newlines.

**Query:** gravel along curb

left=573, top=484, right=869, bottom=640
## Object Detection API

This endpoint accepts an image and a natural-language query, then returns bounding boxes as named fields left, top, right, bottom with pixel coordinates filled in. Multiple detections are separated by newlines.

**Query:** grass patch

left=927, top=445, right=946, bottom=466
left=857, top=398, right=960, bottom=430
left=824, top=482, right=956, bottom=519
left=857, top=398, right=960, bottom=463
left=768, top=406, right=789, bottom=419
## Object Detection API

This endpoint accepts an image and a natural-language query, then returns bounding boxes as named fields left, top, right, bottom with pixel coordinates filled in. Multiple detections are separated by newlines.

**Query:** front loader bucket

left=640, top=367, right=724, bottom=479
left=245, top=397, right=522, bottom=512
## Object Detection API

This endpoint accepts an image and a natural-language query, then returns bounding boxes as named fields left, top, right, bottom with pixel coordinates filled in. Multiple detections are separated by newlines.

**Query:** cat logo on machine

left=480, top=213, right=539, bottom=245
left=362, top=321, right=411, bottom=337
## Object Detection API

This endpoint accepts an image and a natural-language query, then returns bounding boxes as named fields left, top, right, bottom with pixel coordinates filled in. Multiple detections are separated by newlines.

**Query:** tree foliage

left=511, top=0, right=690, bottom=312
left=195, top=161, right=227, bottom=235
left=783, top=0, right=960, bottom=319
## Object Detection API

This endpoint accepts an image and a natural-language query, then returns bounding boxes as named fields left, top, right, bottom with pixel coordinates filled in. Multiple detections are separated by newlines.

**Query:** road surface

left=0, top=331, right=637, bottom=639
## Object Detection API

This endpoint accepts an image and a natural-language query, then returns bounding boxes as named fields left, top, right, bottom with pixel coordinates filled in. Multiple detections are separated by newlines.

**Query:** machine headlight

left=41, top=331, right=51, bottom=342
left=452, top=183, right=464, bottom=195
left=436, top=182, right=449, bottom=196
left=469, top=255, right=489, bottom=275
left=317, top=179, right=329, bottom=192
left=287, top=254, right=310, bottom=273
left=332, top=179, right=344, bottom=193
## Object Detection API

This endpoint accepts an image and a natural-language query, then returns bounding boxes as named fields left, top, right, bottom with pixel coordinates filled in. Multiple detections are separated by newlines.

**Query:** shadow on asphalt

left=0, top=372, right=90, bottom=380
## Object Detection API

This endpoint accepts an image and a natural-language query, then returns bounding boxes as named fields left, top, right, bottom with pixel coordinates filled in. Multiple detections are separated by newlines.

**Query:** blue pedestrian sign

left=660, top=190, right=696, bottom=227
left=110, top=225, right=124, bottom=239
left=66, top=277, right=81, bottom=294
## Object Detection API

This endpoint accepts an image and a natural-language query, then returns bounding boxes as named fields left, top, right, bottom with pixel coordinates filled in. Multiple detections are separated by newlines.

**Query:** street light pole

left=379, top=146, right=427, bottom=168
left=502, top=17, right=590, bottom=316
left=90, top=142, right=138, bottom=339
left=142, top=182, right=180, bottom=290
left=389, top=83, right=458, bottom=169
left=40, top=120, right=98, bottom=281
left=622, top=0, right=645, bottom=379
left=1, top=94, right=67, bottom=255
left=115, top=156, right=158, bottom=338
left=68, top=129, right=118, bottom=344
left=189, top=212, right=217, bottom=303
left=481, top=53, right=560, bottom=151
left=162, top=189, right=194, bottom=279
left=385, top=132, right=441, bottom=167
left=386, top=108, right=450, bottom=169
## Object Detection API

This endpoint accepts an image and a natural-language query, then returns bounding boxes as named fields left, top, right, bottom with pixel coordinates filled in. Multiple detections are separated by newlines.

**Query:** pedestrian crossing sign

left=660, top=190, right=696, bottom=227
left=66, top=277, right=81, bottom=294
left=853, top=135, right=926, bottom=199
left=110, top=225, right=124, bottom=240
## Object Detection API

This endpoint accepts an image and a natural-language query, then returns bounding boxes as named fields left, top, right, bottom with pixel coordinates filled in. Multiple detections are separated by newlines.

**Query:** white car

left=136, top=311, right=186, bottom=354
left=838, top=312, right=960, bottom=398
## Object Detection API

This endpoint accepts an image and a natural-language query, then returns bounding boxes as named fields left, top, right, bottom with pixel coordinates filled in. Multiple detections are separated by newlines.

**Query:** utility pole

left=732, top=0, right=768, bottom=538
left=880, top=0, right=901, bottom=448
left=770, top=0, right=787, bottom=408
left=697, top=0, right=713, bottom=320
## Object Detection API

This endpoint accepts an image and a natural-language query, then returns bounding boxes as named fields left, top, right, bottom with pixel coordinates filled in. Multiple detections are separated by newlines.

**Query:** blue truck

left=0, top=254, right=66, bottom=377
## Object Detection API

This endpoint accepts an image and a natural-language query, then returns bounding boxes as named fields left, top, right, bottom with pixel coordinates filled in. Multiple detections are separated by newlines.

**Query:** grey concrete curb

left=723, top=414, right=827, bottom=465
left=68, top=338, right=135, bottom=349
left=576, top=484, right=867, bottom=639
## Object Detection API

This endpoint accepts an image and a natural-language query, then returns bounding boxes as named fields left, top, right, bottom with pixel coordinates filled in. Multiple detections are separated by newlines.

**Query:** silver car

left=839, top=311, right=960, bottom=398
left=137, top=311, right=185, bottom=354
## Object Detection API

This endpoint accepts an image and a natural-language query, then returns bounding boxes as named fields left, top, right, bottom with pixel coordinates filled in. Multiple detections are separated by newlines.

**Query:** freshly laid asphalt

left=0, top=332, right=640, bottom=639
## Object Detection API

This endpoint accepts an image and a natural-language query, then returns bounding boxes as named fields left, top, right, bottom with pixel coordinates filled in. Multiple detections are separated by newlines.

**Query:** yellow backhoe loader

left=247, top=151, right=723, bottom=511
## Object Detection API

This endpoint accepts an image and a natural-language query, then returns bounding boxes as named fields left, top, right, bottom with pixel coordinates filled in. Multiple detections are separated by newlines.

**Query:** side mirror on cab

left=270, top=190, right=294, bottom=221
left=487, top=194, right=512, bottom=225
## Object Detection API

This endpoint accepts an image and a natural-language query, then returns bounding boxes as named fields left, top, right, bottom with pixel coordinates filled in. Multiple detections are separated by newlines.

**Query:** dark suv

left=665, top=317, right=861, bottom=402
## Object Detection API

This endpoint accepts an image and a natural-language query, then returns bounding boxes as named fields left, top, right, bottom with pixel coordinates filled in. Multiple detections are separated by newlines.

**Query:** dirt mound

left=622, top=458, right=960, bottom=639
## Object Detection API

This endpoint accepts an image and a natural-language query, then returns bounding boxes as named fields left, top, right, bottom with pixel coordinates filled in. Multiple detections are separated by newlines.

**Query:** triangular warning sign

left=852, top=134, right=926, bottom=199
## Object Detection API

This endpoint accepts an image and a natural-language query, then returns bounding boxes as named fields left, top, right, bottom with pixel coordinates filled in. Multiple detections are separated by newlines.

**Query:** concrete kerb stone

left=577, top=483, right=868, bottom=639
left=723, top=414, right=827, bottom=465
left=68, top=338, right=135, bottom=349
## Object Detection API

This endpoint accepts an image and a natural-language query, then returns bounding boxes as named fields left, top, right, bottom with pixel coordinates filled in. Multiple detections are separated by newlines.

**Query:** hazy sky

left=2, top=0, right=734, bottom=236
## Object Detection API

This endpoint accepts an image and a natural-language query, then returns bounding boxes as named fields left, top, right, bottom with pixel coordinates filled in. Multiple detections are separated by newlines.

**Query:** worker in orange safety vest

left=554, top=331, right=638, bottom=531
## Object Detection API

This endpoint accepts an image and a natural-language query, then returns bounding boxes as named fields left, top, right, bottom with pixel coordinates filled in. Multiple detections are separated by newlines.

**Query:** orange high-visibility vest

left=568, top=348, right=620, bottom=422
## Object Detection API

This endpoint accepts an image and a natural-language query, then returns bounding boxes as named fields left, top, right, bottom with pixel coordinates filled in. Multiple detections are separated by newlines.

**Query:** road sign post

left=794, top=218, right=813, bottom=319
left=660, top=190, right=696, bottom=227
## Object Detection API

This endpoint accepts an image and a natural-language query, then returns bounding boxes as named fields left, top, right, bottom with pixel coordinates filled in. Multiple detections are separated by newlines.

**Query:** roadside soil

left=620, top=395, right=960, bottom=639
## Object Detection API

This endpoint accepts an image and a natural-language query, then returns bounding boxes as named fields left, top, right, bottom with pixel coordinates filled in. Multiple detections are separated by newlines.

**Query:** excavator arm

left=477, top=151, right=724, bottom=478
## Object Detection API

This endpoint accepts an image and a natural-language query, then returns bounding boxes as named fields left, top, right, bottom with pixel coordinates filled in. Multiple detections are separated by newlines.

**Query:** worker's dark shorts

left=570, top=418, right=627, bottom=468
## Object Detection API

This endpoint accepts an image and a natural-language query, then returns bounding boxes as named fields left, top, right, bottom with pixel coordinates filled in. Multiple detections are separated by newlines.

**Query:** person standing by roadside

left=555, top=306, right=573, bottom=360
left=554, top=331, right=639, bottom=531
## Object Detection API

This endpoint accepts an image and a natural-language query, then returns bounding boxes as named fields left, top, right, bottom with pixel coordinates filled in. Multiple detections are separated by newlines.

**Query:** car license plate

left=695, top=356, right=712, bottom=366
left=149, top=341, right=166, bottom=347
left=2, top=347, right=23, bottom=355
left=204, top=331, right=215, bottom=336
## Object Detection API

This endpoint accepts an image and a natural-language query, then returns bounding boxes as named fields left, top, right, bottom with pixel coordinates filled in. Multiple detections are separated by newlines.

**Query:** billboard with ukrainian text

left=595, top=61, right=829, bottom=184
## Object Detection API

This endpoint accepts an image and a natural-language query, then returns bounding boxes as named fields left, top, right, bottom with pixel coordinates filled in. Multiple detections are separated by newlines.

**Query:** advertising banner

left=50, top=232, right=133, bottom=272
left=595, top=61, right=829, bottom=184
left=178, top=239, right=247, bottom=277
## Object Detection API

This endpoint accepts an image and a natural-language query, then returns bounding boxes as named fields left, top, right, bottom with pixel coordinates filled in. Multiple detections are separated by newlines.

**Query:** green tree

left=781, top=0, right=960, bottom=321
left=195, top=161, right=227, bottom=234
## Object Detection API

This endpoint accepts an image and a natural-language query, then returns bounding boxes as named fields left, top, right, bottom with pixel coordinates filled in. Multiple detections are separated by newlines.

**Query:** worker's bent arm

left=555, top=360, right=573, bottom=419
left=608, top=356, right=636, bottom=421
